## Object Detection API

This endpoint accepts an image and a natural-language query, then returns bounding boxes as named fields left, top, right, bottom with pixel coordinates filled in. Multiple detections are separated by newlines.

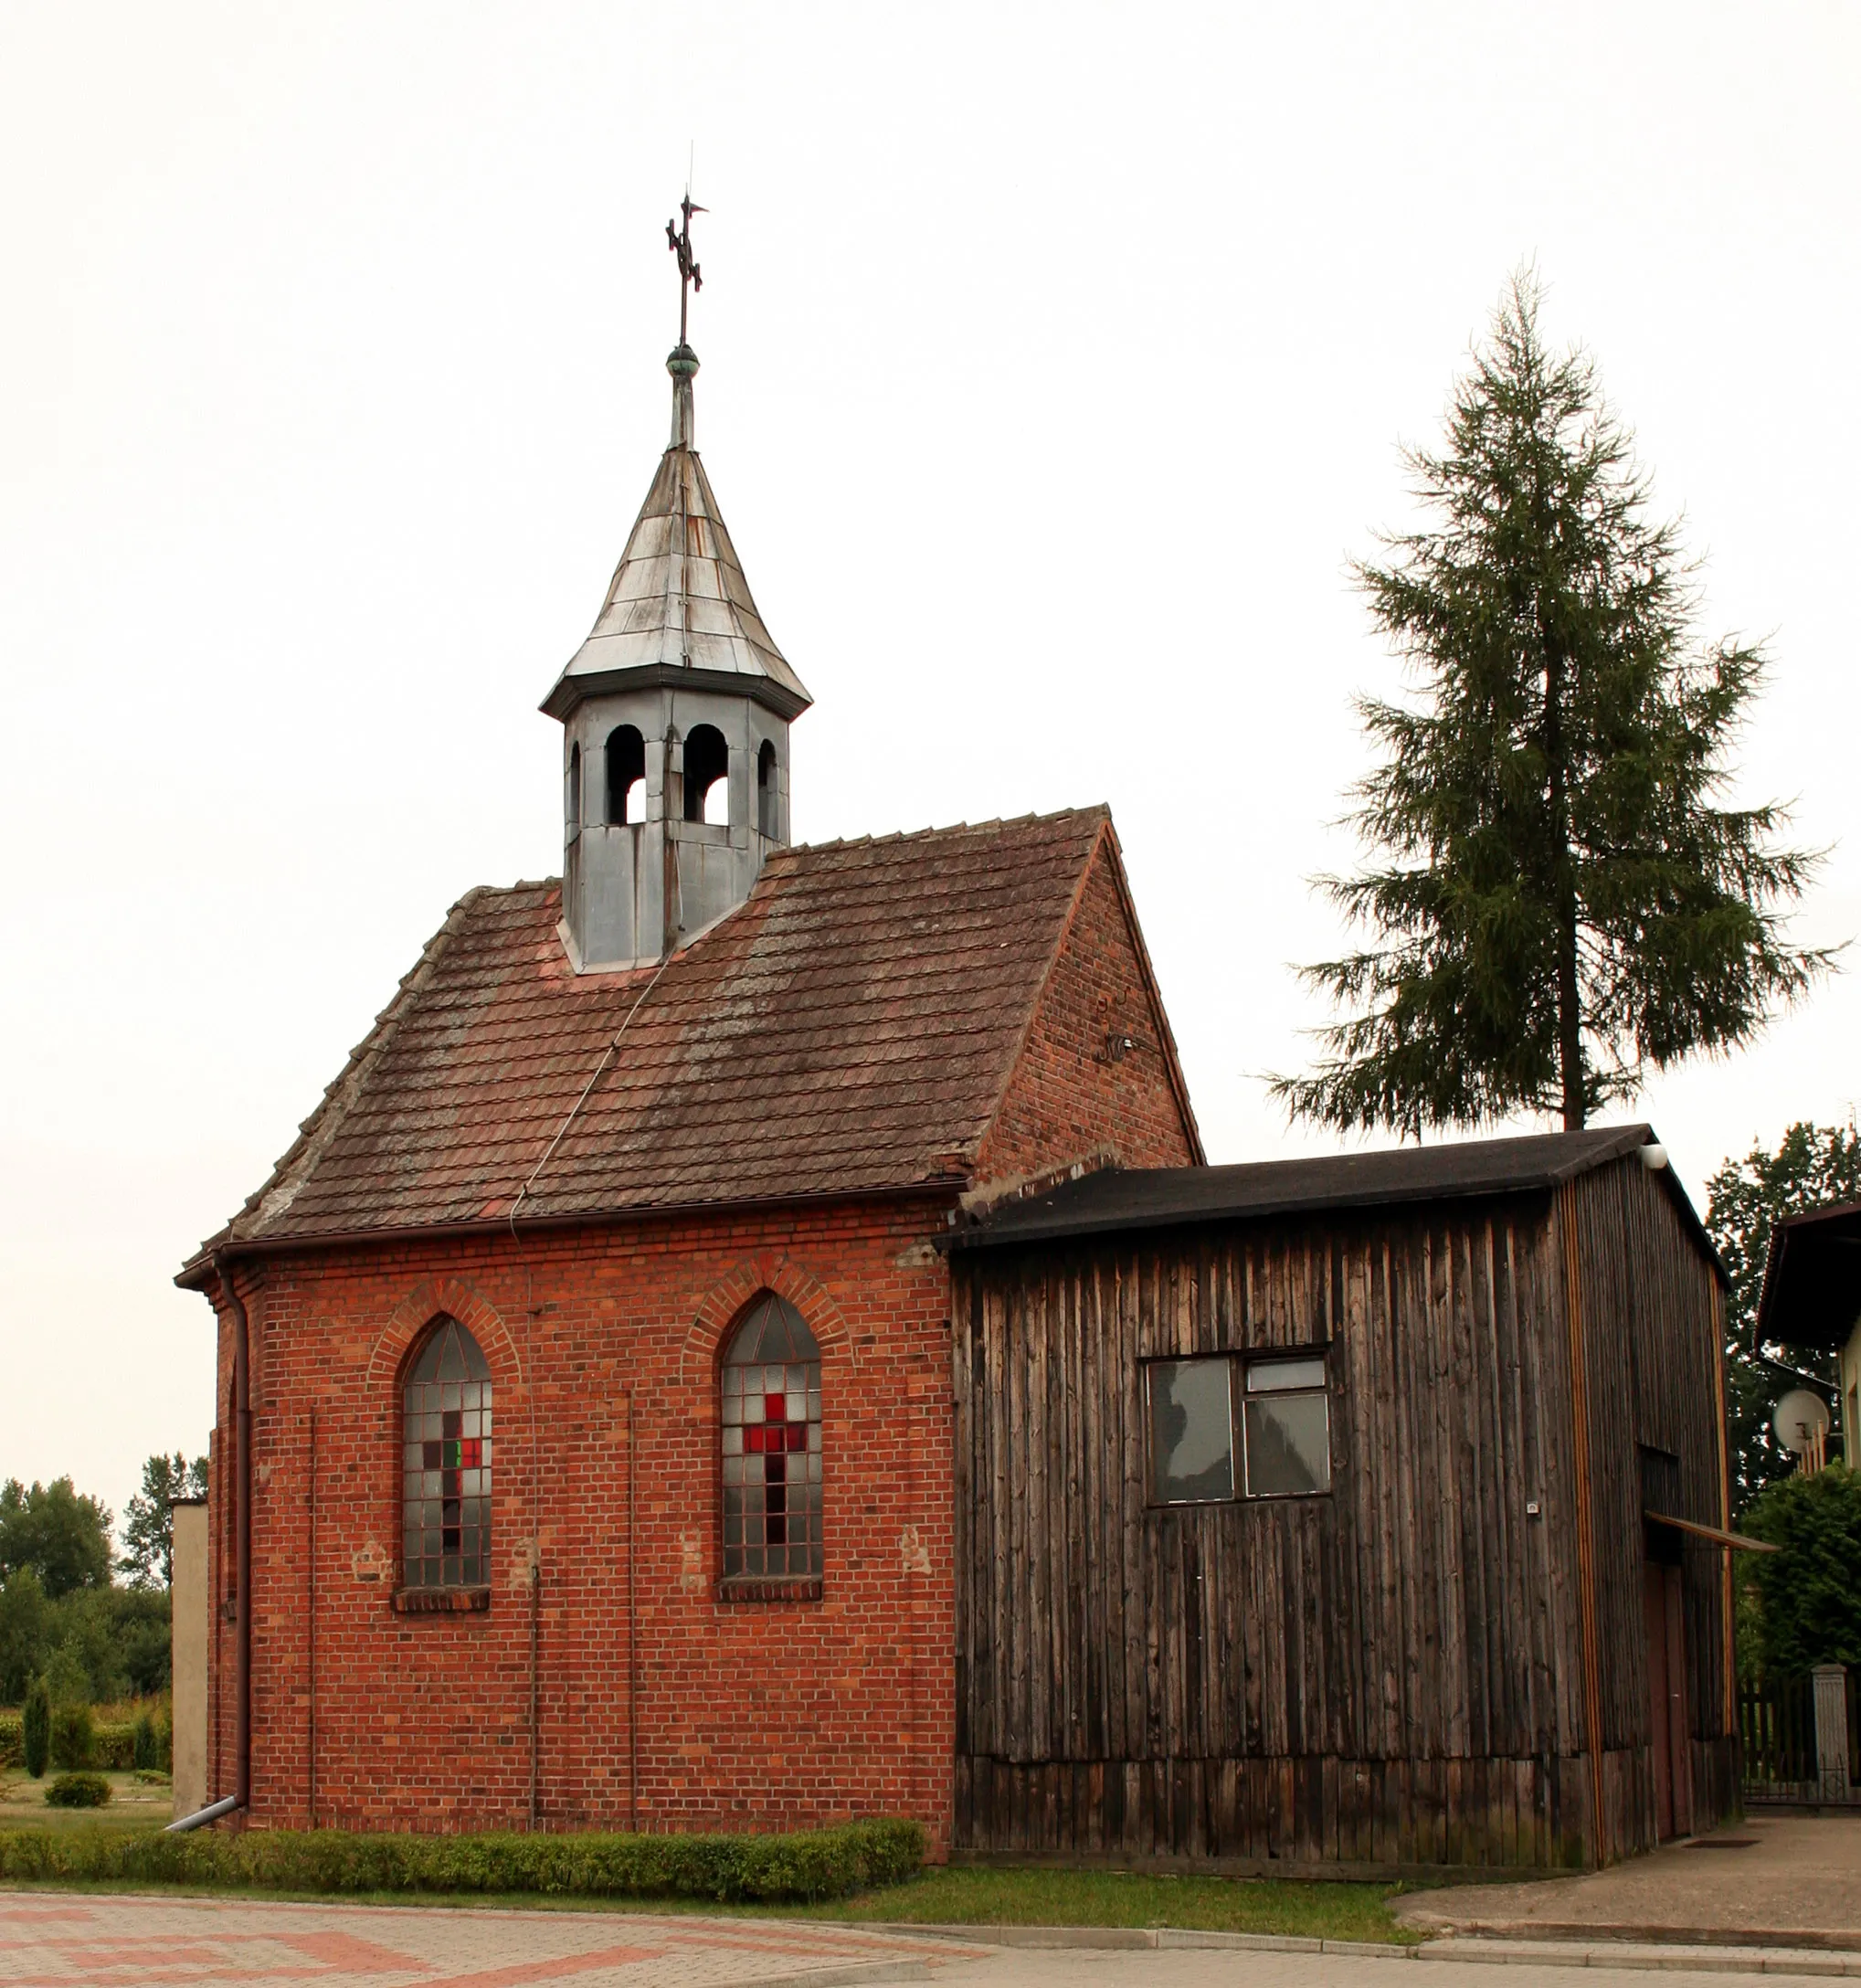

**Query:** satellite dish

left=1773, top=1389, right=1831, bottom=1455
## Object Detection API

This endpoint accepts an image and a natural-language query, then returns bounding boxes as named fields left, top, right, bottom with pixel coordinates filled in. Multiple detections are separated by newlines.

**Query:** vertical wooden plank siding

left=1568, top=1161, right=1739, bottom=1856
left=952, top=1174, right=1728, bottom=1870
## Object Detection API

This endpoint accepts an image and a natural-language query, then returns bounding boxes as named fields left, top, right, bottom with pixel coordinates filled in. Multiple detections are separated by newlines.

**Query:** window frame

left=716, top=1292, right=825, bottom=1602
left=397, top=1315, right=494, bottom=1608
left=1141, top=1347, right=1333, bottom=1509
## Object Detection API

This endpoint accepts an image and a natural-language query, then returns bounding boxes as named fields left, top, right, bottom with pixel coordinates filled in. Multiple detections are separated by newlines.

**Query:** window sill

left=392, top=1586, right=492, bottom=1616
left=714, top=1577, right=823, bottom=1605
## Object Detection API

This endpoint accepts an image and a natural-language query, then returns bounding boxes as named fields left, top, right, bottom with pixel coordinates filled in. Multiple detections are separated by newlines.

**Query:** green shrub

left=90, top=1722, right=135, bottom=1771
left=49, top=1702, right=91, bottom=1771
left=44, top=1773, right=111, bottom=1809
left=0, top=1815, right=924, bottom=1901
left=22, top=1679, right=50, bottom=1778
left=1742, top=1463, right=1861, bottom=1676
left=132, top=1710, right=159, bottom=1771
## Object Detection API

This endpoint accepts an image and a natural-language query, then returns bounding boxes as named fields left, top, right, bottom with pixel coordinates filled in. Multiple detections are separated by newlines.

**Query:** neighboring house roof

left=952, top=1123, right=1712, bottom=1255
left=539, top=356, right=811, bottom=722
left=180, top=808, right=1188, bottom=1285
left=1755, top=1200, right=1861, bottom=1354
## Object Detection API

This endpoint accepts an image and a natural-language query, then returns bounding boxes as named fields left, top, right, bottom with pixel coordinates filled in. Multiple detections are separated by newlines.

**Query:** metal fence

left=1739, top=1667, right=1861, bottom=1804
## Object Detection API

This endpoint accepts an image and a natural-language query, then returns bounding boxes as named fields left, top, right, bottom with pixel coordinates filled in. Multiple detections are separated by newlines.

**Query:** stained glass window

left=721, top=1294, right=821, bottom=1580
left=402, top=1317, right=492, bottom=1590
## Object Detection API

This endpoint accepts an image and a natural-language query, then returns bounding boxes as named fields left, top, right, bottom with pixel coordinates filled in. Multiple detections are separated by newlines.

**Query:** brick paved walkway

left=0, top=1897, right=988, bottom=1987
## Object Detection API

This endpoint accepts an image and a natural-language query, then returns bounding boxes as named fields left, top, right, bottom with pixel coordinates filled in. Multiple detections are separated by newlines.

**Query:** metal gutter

left=216, top=1253, right=251, bottom=1822
left=177, top=1179, right=968, bottom=1292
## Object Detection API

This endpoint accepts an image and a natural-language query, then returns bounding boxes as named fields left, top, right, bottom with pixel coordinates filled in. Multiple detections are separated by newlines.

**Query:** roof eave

left=540, top=661, right=813, bottom=724
left=176, top=1175, right=970, bottom=1293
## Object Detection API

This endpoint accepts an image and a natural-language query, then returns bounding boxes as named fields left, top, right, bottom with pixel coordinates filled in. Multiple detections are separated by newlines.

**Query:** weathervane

left=666, top=185, right=705, bottom=346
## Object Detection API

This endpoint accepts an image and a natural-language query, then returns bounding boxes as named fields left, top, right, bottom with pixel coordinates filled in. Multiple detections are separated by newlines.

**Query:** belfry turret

left=542, top=202, right=811, bottom=972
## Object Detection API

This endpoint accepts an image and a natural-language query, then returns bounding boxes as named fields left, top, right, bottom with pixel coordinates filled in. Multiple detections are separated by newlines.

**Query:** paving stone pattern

left=0, top=1896, right=988, bottom=1987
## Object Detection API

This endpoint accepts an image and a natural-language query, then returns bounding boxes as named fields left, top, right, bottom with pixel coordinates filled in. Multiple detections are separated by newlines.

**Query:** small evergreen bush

left=49, top=1702, right=92, bottom=1771
left=132, top=1710, right=158, bottom=1771
left=22, top=1679, right=50, bottom=1779
left=0, top=1815, right=924, bottom=1900
left=44, top=1772, right=111, bottom=1809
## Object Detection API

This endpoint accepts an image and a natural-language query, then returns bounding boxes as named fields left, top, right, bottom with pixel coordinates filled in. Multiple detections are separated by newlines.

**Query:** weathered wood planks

left=952, top=1158, right=1733, bottom=1868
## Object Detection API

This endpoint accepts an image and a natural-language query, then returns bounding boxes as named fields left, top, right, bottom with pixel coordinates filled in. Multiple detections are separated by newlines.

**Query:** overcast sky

left=3, top=1, right=1857, bottom=1538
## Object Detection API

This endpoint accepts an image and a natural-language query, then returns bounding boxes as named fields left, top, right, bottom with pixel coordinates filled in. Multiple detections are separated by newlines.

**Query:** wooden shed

left=947, top=1126, right=1738, bottom=1875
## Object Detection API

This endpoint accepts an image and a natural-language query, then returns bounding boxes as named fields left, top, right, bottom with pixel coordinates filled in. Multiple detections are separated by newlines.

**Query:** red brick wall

left=976, top=838, right=1200, bottom=1182
left=206, top=1199, right=958, bottom=1841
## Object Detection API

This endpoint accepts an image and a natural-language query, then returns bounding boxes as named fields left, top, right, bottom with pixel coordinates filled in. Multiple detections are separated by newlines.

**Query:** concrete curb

left=868, top=1921, right=1861, bottom=1972
left=1404, top=1924, right=1861, bottom=1956
left=1427, top=1939, right=1861, bottom=1975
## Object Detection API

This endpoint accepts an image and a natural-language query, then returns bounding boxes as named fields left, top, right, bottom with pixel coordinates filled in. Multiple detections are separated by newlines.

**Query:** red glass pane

left=786, top=1424, right=806, bottom=1452
left=765, top=1393, right=787, bottom=1422
left=460, top=1438, right=481, bottom=1467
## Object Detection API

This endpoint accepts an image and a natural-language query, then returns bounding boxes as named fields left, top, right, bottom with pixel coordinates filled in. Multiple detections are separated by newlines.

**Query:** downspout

left=168, top=1254, right=251, bottom=1833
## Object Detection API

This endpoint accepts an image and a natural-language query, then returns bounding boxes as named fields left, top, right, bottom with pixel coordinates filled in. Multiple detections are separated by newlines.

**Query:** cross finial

left=665, top=187, right=705, bottom=347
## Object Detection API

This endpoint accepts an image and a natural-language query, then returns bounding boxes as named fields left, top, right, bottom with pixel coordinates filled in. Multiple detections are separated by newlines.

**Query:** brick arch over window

left=721, top=1293, right=821, bottom=1581
left=680, top=1254, right=855, bottom=1392
left=368, top=1278, right=522, bottom=1396
left=401, top=1316, right=492, bottom=1591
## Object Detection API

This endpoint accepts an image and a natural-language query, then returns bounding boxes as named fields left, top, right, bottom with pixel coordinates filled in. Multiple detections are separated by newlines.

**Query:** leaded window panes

left=402, top=1317, right=492, bottom=1590
left=721, top=1294, right=822, bottom=1579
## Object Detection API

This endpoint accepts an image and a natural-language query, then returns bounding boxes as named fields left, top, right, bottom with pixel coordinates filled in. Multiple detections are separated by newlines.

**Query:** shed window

left=1146, top=1352, right=1329, bottom=1505
left=402, top=1317, right=492, bottom=1591
left=1242, top=1357, right=1330, bottom=1497
left=721, top=1294, right=821, bottom=1579
left=1148, top=1359, right=1235, bottom=1503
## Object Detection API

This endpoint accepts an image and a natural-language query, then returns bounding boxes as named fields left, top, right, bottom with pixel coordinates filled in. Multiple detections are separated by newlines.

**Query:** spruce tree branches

left=1272, top=270, right=1831, bottom=1137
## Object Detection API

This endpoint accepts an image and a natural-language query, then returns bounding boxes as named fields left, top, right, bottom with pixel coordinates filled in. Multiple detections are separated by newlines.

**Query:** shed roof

left=1755, top=1200, right=1861, bottom=1353
left=180, top=808, right=1161, bottom=1285
left=952, top=1124, right=1708, bottom=1253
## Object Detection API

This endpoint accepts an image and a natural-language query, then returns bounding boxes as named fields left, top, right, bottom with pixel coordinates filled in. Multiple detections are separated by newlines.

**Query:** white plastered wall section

left=1840, top=1317, right=1861, bottom=1466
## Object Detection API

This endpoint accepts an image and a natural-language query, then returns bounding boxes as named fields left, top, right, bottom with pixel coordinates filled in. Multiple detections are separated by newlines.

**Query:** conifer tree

left=1274, top=273, right=1828, bottom=1136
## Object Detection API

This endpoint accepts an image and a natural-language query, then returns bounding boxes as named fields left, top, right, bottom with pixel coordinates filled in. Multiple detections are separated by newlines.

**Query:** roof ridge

left=779, top=804, right=1110, bottom=861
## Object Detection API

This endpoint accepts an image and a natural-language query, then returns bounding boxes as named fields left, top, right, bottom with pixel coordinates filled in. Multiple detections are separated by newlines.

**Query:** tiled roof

left=185, top=809, right=1115, bottom=1270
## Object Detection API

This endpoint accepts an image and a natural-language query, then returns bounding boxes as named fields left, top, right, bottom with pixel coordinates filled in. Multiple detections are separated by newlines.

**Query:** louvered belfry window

left=402, top=1317, right=492, bottom=1590
left=721, top=1294, right=822, bottom=1579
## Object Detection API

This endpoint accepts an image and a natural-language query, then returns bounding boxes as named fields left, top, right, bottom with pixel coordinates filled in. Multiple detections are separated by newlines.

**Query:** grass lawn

left=799, top=1863, right=1422, bottom=1940
left=0, top=1771, right=174, bottom=1834
left=0, top=1814, right=1421, bottom=1943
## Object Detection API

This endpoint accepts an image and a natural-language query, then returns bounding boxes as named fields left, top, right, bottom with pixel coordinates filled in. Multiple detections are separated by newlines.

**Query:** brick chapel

left=178, top=291, right=1202, bottom=1844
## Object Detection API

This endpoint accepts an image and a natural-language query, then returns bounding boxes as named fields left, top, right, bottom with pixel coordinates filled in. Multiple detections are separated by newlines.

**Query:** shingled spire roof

left=540, top=345, right=812, bottom=722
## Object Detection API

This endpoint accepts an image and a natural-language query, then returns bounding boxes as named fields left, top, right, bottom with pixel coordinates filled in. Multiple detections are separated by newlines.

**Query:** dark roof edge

left=948, top=1125, right=1718, bottom=1254
left=176, top=1177, right=968, bottom=1293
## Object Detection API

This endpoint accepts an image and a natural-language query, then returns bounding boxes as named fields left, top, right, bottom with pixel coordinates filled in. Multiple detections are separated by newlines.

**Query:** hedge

left=0, top=1718, right=145, bottom=1773
left=0, top=1816, right=924, bottom=1902
left=45, top=1774, right=111, bottom=1809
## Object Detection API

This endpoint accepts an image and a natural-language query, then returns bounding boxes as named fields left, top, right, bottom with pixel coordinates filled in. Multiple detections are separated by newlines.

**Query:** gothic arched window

left=402, top=1317, right=492, bottom=1591
left=721, top=1294, right=821, bottom=1580
left=566, top=741, right=582, bottom=836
